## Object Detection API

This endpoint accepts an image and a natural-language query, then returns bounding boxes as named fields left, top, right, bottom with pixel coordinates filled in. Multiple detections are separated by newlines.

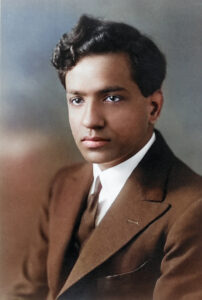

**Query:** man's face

left=65, top=53, right=162, bottom=170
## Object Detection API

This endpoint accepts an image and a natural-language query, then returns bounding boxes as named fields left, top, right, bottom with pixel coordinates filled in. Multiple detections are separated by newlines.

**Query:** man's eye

left=69, top=98, right=83, bottom=105
left=105, top=95, right=122, bottom=102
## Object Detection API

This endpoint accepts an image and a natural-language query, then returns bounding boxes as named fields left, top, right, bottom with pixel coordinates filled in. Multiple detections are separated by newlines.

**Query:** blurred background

left=1, top=0, right=202, bottom=295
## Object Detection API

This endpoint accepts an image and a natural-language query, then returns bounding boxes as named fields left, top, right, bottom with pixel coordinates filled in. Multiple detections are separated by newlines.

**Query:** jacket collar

left=57, top=131, right=174, bottom=297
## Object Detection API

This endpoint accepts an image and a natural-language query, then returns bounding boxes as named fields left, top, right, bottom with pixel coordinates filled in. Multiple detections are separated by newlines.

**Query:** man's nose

left=82, top=101, right=105, bottom=129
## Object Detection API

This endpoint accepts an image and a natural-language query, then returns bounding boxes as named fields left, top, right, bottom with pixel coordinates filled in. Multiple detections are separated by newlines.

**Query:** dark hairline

left=52, top=15, right=166, bottom=97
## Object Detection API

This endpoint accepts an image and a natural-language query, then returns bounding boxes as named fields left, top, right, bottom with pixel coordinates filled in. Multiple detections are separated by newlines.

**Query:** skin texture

left=65, top=53, right=163, bottom=170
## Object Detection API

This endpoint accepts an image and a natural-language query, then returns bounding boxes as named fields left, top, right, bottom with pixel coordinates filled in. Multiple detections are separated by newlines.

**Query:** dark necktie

left=76, top=176, right=102, bottom=249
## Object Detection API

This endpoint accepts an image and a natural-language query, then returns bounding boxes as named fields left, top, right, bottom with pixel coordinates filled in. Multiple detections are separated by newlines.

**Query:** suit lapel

left=58, top=131, right=174, bottom=297
left=48, top=163, right=93, bottom=295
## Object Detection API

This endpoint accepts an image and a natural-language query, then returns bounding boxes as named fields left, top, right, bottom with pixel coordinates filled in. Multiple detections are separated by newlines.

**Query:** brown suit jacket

left=9, top=131, right=202, bottom=299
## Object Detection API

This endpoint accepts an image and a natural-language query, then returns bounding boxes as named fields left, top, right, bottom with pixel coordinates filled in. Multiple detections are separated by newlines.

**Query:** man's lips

left=81, top=136, right=110, bottom=148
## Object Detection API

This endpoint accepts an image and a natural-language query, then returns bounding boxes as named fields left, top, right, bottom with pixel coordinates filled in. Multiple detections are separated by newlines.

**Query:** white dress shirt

left=91, top=133, right=156, bottom=225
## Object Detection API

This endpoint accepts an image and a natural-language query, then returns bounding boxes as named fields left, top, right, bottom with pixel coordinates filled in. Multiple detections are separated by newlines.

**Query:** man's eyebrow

left=98, top=86, right=127, bottom=94
left=66, top=90, right=81, bottom=96
left=66, top=86, right=127, bottom=95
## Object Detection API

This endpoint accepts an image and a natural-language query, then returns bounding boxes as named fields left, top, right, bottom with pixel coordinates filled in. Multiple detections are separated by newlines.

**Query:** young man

left=11, top=15, right=202, bottom=299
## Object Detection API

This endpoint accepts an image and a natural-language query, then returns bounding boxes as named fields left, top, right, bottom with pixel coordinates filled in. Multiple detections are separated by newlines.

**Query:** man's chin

left=80, top=151, right=111, bottom=166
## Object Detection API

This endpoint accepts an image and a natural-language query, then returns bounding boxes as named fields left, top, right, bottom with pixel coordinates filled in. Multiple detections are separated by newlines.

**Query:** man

left=11, top=15, right=202, bottom=299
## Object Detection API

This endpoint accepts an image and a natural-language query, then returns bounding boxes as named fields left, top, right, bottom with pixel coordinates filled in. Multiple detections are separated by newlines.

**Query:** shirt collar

left=92, top=132, right=156, bottom=197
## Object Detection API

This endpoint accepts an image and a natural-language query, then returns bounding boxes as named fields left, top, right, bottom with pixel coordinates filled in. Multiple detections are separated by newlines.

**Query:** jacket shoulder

left=164, top=155, right=202, bottom=233
left=48, top=162, right=92, bottom=201
left=169, top=156, right=202, bottom=196
left=52, top=162, right=89, bottom=182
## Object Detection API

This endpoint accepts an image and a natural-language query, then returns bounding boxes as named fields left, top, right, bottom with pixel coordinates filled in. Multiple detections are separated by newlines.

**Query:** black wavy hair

left=51, top=15, right=166, bottom=97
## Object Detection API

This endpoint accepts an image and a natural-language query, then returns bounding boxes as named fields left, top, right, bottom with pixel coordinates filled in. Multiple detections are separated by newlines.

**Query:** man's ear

left=148, top=90, right=163, bottom=124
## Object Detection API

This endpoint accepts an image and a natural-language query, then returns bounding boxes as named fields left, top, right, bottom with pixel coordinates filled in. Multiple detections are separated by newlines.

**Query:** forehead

left=65, top=53, right=134, bottom=93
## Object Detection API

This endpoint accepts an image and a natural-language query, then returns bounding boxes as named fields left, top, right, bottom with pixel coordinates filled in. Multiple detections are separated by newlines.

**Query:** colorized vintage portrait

left=1, top=1, right=202, bottom=299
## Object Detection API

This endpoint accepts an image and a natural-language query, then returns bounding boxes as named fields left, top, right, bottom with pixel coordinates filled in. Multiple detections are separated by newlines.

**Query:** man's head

left=52, top=15, right=166, bottom=98
left=52, top=15, right=166, bottom=169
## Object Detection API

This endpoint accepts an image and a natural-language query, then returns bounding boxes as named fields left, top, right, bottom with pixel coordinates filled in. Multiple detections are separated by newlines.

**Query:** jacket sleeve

left=154, top=198, right=202, bottom=300
left=5, top=191, right=51, bottom=300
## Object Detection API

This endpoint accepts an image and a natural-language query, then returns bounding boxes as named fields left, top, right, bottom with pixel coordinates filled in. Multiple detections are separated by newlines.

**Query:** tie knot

left=76, top=175, right=102, bottom=249
left=93, top=176, right=102, bottom=196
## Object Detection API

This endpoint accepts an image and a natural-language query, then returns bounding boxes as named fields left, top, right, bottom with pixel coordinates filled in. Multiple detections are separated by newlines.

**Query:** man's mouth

left=81, top=136, right=110, bottom=148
